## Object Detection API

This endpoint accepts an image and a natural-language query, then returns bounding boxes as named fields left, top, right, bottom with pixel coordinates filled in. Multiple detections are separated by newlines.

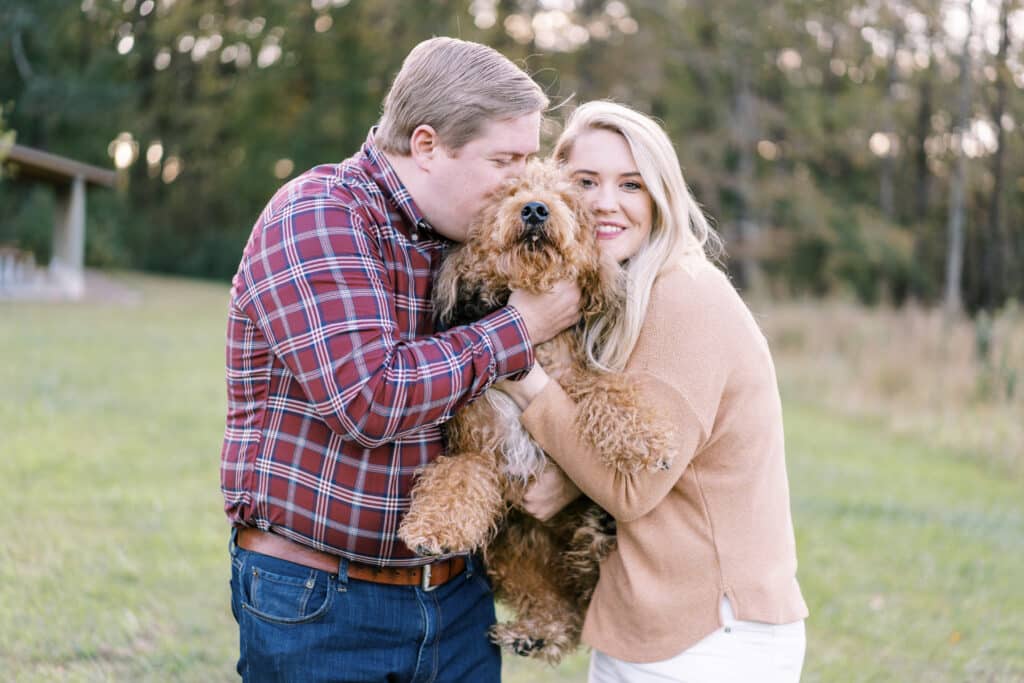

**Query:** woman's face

left=566, top=128, right=654, bottom=263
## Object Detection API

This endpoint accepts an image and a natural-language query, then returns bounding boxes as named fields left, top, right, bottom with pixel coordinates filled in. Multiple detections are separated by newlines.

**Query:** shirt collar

left=360, top=127, right=443, bottom=244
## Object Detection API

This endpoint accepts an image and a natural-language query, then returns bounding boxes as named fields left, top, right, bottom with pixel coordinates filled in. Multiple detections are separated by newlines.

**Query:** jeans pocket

left=243, top=562, right=334, bottom=625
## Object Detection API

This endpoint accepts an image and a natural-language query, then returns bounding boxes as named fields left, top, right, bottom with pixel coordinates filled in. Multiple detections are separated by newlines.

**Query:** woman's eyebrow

left=570, top=169, right=642, bottom=177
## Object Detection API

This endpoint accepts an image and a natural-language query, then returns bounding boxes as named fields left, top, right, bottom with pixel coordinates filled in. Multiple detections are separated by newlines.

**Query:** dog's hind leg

left=558, top=503, right=616, bottom=605
left=484, top=514, right=585, bottom=665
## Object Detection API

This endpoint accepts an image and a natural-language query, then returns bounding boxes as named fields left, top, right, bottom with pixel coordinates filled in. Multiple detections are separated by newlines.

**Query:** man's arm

left=233, top=198, right=574, bottom=448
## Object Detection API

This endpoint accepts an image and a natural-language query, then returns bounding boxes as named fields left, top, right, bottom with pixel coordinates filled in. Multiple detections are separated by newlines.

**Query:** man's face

left=425, top=111, right=542, bottom=242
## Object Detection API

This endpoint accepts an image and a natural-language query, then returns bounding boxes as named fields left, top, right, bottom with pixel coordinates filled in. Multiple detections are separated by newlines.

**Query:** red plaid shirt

left=220, top=130, right=535, bottom=566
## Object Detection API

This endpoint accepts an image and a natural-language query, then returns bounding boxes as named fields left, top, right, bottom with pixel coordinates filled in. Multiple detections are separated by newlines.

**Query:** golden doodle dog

left=398, top=159, right=673, bottom=663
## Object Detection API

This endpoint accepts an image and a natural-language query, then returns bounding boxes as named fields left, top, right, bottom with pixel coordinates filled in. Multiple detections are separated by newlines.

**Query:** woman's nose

left=590, top=187, right=618, bottom=213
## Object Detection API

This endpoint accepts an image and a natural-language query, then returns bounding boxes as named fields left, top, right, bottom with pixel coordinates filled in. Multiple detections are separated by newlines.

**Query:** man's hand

left=523, top=460, right=582, bottom=522
left=509, top=280, right=581, bottom=345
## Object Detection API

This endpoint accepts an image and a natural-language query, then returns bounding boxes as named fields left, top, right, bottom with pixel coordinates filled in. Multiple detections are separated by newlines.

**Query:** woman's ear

left=409, top=125, right=441, bottom=171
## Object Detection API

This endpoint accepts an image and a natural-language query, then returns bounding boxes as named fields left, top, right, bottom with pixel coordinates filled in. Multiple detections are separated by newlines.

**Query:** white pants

left=588, top=597, right=806, bottom=683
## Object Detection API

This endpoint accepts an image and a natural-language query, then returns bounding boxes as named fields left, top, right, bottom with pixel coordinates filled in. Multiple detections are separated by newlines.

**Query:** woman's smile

left=595, top=221, right=628, bottom=239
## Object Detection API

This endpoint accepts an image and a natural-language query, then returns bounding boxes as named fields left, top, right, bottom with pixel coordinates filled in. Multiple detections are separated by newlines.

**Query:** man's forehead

left=475, top=113, right=542, bottom=154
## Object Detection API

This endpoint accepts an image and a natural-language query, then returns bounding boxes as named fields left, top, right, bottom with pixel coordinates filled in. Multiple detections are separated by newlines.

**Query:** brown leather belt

left=236, top=528, right=466, bottom=591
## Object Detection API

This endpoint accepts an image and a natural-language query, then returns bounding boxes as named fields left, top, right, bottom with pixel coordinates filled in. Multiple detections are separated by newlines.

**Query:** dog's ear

left=601, top=257, right=627, bottom=320
left=433, top=249, right=468, bottom=328
left=433, top=243, right=509, bottom=329
left=580, top=256, right=625, bottom=323
left=451, top=284, right=510, bottom=327
left=566, top=181, right=592, bottom=243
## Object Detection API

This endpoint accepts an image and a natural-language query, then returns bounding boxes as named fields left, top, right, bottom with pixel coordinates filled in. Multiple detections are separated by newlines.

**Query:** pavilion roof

left=4, top=144, right=115, bottom=188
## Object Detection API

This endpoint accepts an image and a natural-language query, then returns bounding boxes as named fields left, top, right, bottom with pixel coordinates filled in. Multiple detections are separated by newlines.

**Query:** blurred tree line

left=1, top=0, right=1022, bottom=312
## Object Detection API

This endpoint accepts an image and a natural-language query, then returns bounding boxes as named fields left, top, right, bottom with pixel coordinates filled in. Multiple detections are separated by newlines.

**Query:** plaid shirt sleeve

left=232, top=193, right=534, bottom=449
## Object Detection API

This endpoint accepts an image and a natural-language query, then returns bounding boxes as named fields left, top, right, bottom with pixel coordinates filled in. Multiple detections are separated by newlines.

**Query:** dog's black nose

left=520, top=201, right=549, bottom=227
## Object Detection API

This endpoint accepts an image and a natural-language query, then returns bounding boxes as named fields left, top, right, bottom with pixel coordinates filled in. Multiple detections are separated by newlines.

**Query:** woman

left=499, top=101, right=809, bottom=682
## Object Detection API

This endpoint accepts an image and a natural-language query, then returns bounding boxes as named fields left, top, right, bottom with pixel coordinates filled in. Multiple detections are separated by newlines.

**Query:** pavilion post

left=50, top=174, right=87, bottom=299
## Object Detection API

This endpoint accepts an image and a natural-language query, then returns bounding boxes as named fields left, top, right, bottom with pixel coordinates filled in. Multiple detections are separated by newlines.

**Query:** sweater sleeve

left=520, top=261, right=733, bottom=522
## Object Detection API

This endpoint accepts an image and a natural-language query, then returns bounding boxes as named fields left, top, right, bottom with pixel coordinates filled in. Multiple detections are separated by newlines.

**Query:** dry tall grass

left=755, top=299, right=1023, bottom=476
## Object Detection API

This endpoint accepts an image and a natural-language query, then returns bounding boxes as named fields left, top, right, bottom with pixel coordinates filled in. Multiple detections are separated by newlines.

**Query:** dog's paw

left=490, top=624, right=547, bottom=658
left=415, top=542, right=449, bottom=557
left=489, top=621, right=576, bottom=665
left=398, top=516, right=450, bottom=557
left=617, top=441, right=672, bottom=473
left=398, top=513, right=483, bottom=556
left=398, top=531, right=452, bottom=557
left=512, top=637, right=546, bottom=656
left=606, top=412, right=676, bottom=473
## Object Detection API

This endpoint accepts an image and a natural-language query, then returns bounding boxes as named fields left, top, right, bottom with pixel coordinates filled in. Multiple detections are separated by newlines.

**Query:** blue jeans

left=229, top=532, right=501, bottom=683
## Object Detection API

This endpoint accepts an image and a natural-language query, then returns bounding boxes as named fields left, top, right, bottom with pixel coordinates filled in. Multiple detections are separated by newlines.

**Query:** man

left=220, top=37, right=580, bottom=682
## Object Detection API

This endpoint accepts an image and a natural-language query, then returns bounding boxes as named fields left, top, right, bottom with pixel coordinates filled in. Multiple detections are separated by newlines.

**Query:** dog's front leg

left=398, top=449, right=505, bottom=556
left=566, top=371, right=675, bottom=473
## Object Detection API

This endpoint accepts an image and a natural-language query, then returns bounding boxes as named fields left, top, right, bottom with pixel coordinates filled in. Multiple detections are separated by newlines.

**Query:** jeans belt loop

left=336, top=556, right=350, bottom=591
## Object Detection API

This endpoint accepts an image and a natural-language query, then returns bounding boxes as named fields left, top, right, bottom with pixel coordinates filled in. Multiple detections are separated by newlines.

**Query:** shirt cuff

left=474, top=305, right=535, bottom=380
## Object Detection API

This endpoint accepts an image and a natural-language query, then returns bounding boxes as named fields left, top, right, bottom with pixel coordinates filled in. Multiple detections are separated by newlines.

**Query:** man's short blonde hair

left=376, top=37, right=549, bottom=155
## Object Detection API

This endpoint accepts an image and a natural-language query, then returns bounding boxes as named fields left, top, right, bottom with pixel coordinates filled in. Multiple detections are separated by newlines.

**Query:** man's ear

left=409, top=124, right=441, bottom=171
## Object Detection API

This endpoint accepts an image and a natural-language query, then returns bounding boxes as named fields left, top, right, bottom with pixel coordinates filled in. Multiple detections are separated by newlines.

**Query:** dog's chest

left=482, top=390, right=548, bottom=482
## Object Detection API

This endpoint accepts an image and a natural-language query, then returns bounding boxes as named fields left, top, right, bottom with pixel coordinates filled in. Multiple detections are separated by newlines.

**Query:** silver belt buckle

left=420, top=562, right=436, bottom=592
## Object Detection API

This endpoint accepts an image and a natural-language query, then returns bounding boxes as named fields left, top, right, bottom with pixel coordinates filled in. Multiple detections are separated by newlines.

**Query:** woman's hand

left=523, top=460, right=582, bottom=522
left=495, top=362, right=550, bottom=410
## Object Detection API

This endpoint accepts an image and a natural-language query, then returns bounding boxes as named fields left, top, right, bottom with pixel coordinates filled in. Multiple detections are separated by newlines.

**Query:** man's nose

left=521, top=201, right=549, bottom=227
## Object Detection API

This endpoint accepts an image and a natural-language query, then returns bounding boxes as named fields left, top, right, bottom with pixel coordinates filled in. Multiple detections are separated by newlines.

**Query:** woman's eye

left=577, top=177, right=596, bottom=188
left=623, top=181, right=643, bottom=191
left=492, top=158, right=512, bottom=167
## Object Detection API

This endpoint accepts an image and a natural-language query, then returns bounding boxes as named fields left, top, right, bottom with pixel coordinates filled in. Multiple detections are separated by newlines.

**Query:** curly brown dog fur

left=398, top=159, right=673, bottom=664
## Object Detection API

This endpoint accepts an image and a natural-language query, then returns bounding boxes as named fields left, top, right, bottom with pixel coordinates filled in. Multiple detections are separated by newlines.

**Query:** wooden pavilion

left=1, top=144, right=116, bottom=299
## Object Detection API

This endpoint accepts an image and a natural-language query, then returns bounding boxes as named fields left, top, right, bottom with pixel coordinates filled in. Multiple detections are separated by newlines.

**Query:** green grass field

left=2, top=272, right=1022, bottom=682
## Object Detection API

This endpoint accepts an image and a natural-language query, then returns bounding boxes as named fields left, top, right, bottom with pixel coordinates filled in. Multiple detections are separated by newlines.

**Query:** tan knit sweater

left=519, top=255, right=808, bottom=663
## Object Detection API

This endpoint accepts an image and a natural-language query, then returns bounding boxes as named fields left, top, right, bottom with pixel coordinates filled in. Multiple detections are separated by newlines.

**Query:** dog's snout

left=520, top=201, right=549, bottom=227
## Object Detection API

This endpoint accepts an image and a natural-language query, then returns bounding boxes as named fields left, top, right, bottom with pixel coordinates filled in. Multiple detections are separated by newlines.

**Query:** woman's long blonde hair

left=553, top=101, right=722, bottom=371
